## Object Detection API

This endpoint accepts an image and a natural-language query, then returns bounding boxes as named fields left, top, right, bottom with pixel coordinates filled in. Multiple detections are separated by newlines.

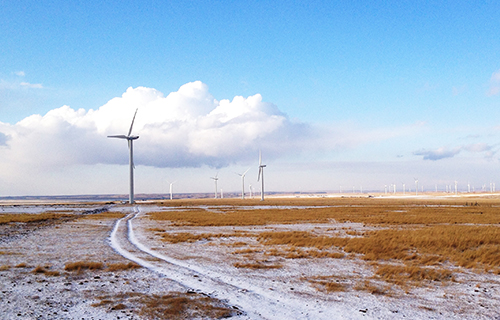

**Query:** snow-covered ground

left=1, top=203, right=500, bottom=319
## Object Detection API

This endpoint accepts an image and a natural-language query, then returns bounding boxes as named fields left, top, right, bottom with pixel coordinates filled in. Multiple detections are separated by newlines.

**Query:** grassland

left=148, top=196, right=500, bottom=291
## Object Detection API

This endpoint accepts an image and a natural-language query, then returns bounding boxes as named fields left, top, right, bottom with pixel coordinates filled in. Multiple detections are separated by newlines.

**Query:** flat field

left=1, top=195, right=500, bottom=319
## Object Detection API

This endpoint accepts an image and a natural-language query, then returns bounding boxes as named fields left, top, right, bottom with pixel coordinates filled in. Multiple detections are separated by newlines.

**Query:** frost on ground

left=0, top=206, right=240, bottom=320
left=1, top=199, right=500, bottom=319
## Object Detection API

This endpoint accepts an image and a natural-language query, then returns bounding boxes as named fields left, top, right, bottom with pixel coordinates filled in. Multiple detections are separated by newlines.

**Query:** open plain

left=1, top=195, right=500, bottom=319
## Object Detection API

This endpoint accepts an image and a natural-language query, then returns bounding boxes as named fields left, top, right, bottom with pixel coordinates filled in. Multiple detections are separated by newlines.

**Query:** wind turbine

left=414, top=178, right=418, bottom=196
left=169, top=181, right=176, bottom=200
left=210, top=173, right=219, bottom=199
left=257, top=150, right=266, bottom=201
left=237, top=168, right=251, bottom=199
left=107, top=109, right=139, bottom=204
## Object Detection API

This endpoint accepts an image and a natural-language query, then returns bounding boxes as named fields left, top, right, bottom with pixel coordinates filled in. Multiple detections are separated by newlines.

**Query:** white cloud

left=20, top=82, right=43, bottom=89
left=14, top=71, right=25, bottom=77
left=414, top=147, right=462, bottom=161
left=0, top=81, right=319, bottom=172
left=414, top=142, right=496, bottom=161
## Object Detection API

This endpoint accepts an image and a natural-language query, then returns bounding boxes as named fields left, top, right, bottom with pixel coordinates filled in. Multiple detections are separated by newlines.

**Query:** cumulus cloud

left=14, top=71, right=25, bottom=77
left=0, top=81, right=322, bottom=171
left=487, top=69, right=500, bottom=96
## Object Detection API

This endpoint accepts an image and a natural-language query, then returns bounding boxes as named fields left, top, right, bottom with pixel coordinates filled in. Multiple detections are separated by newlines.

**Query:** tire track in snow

left=109, top=206, right=339, bottom=320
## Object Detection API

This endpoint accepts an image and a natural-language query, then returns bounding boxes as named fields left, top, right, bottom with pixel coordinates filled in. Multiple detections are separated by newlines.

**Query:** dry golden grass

left=308, top=276, right=347, bottom=292
left=0, top=212, right=73, bottom=224
left=148, top=197, right=500, bottom=289
left=354, top=280, right=390, bottom=295
left=0, top=250, right=20, bottom=255
left=257, top=231, right=347, bottom=249
left=64, top=261, right=104, bottom=272
left=79, top=211, right=126, bottom=220
left=155, top=231, right=251, bottom=243
left=233, top=261, right=283, bottom=269
left=233, top=248, right=262, bottom=254
left=265, top=247, right=345, bottom=259
left=0, top=265, right=10, bottom=271
left=148, top=208, right=322, bottom=226
left=343, top=225, right=500, bottom=269
left=31, top=265, right=60, bottom=276
left=374, top=264, right=453, bottom=286
left=93, top=291, right=238, bottom=319
left=107, top=262, right=141, bottom=271
left=307, top=275, right=390, bottom=295
left=313, top=280, right=346, bottom=292
left=148, top=197, right=500, bottom=226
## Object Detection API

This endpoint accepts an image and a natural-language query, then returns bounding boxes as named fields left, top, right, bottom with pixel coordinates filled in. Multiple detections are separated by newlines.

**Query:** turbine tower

left=210, top=173, right=219, bottom=199
left=414, top=178, right=418, bottom=196
left=107, top=109, right=139, bottom=204
left=257, top=150, right=266, bottom=201
left=237, top=168, right=251, bottom=199
left=169, top=181, right=176, bottom=200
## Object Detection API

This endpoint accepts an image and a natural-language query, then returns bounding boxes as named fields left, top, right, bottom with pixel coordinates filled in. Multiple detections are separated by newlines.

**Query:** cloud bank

left=0, top=81, right=321, bottom=171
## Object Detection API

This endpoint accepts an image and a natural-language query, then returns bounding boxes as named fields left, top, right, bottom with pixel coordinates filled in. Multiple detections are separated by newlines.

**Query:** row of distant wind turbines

left=209, top=151, right=266, bottom=201
left=107, top=109, right=267, bottom=204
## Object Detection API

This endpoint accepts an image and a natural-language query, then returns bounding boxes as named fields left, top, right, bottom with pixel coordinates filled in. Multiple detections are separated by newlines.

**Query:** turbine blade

left=259, top=150, right=262, bottom=166
left=243, top=167, right=251, bottom=176
left=128, top=108, right=138, bottom=137
left=257, top=167, right=262, bottom=181
left=107, top=135, right=128, bottom=139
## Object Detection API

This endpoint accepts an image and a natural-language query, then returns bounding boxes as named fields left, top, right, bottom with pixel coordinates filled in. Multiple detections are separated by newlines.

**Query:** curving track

left=108, top=206, right=344, bottom=320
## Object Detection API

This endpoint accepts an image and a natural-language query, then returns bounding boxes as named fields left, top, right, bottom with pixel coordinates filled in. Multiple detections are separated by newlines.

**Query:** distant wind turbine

left=169, top=181, right=176, bottom=200
left=236, top=168, right=251, bottom=199
left=414, top=178, right=418, bottom=196
left=210, top=173, right=219, bottom=199
left=107, top=109, right=139, bottom=204
left=257, top=150, right=266, bottom=201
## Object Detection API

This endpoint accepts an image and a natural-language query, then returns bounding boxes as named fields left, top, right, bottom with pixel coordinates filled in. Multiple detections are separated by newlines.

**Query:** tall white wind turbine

left=210, top=173, right=219, bottom=199
left=107, top=109, right=139, bottom=204
left=237, top=168, right=251, bottom=199
left=414, top=178, right=419, bottom=196
left=257, top=150, right=266, bottom=201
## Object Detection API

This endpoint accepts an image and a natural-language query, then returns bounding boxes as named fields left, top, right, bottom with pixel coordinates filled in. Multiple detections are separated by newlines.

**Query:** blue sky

left=1, top=1, right=500, bottom=196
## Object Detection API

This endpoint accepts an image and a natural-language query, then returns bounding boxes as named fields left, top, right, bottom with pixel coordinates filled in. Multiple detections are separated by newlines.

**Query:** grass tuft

left=107, top=262, right=142, bottom=271
left=31, top=265, right=60, bottom=276
left=0, top=212, right=73, bottom=224
left=234, top=261, right=283, bottom=269
left=64, top=261, right=104, bottom=272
